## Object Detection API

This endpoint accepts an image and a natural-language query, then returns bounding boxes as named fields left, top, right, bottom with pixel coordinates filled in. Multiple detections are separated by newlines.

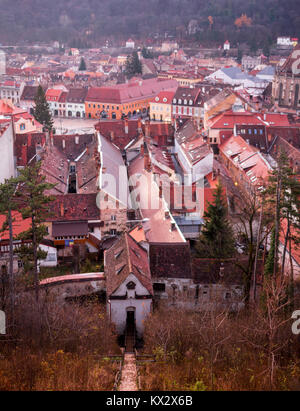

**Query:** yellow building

left=149, top=89, right=177, bottom=122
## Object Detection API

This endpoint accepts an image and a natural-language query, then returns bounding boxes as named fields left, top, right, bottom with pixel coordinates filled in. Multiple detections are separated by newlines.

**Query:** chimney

left=110, top=131, right=115, bottom=141
left=125, top=119, right=129, bottom=134
left=45, top=130, right=50, bottom=146
left=145, top=120, right=150, bottom=139
left=50, top=130, right=54, bottom=146
left=159, top=182, right=163, bottom=198
left=60, top=202, right=64, bottom=217
left=144, top=151, right=151, bottom=172
left=138, top=118, right=142, bottom=132
left=21, top=143, right=27, bottom=166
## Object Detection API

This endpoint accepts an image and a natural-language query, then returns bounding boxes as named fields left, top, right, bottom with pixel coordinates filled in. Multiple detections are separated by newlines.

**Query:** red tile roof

left=0, top=211, right=31, bottom=240
left=210, top=111, right=265, bottom=129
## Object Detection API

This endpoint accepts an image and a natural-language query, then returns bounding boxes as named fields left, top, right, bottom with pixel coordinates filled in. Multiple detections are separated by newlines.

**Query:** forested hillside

left=0, top=0, right=299, bottom=47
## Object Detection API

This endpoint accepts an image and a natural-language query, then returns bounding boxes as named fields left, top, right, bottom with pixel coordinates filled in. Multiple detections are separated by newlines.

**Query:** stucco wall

left=0, top=123, right=15, bottom=183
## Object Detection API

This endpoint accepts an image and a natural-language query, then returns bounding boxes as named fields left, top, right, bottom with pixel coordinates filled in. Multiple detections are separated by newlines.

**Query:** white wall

left=0, top=122, right=15, bottom=183
left=108, top=273, right=152, bottom=337
left=38, top=244, right=57, bottom=267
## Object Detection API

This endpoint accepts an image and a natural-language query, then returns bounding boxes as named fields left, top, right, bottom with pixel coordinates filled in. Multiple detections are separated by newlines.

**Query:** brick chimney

left=60, top=202, right=64, bottom=217
left=138, top=118, right=142, bottom=132
left=124, top=119, right=129, bottom=134
left=21, top=143, right=27, bottom=166
left=144, top=151, right=151, bottom=172
left=50, top=130, right=54, bottom=146
left=145, top=120, right=150, bottom=139
left=159, top=181, right=163, bottom=198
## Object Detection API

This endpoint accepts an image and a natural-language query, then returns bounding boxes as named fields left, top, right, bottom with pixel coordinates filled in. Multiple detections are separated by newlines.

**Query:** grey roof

left=257, top=66, right=275, bottom=76
left=52, top=221, right=88, bottom=237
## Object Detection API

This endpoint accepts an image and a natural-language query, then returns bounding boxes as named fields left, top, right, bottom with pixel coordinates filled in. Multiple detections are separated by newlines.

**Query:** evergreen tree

left=0, top=177, right=19, bottom=321
left=142, top=47, right=153, bottom=59
left=79, top=57, right=87, bottom=71
left=264, top=150, right=300, bottom=304
left=195, top=184, right=235, bottom=259
left=33, top=85, right=53, bottom=132
left=125, top=51, right=142, bottom=78
left=16, top=162, right=55, bottom=301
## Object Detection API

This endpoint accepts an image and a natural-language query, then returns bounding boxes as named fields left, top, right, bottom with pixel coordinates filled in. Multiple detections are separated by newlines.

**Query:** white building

left=223, top=40, right=230, bottom=50
left=0, top=50, right=6, bottom=75
left=66, top=88, right=88, bottom=118
left=105, top=233, right=153, bottom=338
left=175, top=119, right=214, bottom=184
left=0, top=120, right=15, bottom=183
left=126, top=38, right=135, bottom=49
left=39, top=242, right=58, bottom=268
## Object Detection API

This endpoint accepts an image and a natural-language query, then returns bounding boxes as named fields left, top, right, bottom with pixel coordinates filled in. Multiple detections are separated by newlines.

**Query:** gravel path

left=118, top=354, right=138, bottom=391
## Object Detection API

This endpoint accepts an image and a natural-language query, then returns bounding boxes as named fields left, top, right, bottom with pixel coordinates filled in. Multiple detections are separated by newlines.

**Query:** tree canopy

left=195, top=184, right=235, bottom=259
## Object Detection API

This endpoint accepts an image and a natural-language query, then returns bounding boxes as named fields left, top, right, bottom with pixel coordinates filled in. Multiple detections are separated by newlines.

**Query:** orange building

left=85, top=78, right=178, bottom=120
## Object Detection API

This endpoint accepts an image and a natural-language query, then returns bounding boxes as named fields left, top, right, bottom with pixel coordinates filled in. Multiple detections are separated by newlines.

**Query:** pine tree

left=0, top=177, right=19, bottom=323
left=195, top=184, right=235, bottom=259
left=125, top=51, right=142, bottom=78
left=264, top=150, right=300, bottom=280
left=79, top=57, right=87, bottom=71
left=33, top=85, right=53, bottom=132
left=16, top=162, right=55, bottom=301
left=142, top=47, right=153, bottom=59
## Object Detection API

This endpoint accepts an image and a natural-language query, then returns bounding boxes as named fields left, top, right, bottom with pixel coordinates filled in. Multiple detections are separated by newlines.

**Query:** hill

left=0, top=0, right=299, bottom=49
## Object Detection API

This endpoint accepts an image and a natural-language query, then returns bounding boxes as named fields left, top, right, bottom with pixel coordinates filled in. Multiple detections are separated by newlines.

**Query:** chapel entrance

left=125, top=308, right=136, bottom=353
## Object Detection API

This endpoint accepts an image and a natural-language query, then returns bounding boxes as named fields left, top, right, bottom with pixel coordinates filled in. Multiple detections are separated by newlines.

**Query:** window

left=254, top=129, right=257, bottom=134
left=126, top=281, right=136, bottom=290
left=260, top=129, right=263, bottom=135
left=110, top=229, right=117, bottom=235
left=20, top=123, right=25, bottom=130
left=153, top=283, right=166, bottom=292
left=111, top=215, right=116, bottom=221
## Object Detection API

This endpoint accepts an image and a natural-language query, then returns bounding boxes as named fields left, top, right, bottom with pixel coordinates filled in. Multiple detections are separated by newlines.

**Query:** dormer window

left=173, top=98, right=176, bottom=104
left=163, top=97, right=167, bottom=103
left=126, top=281, right=136, bottom=290
left=189, top=100, right=193, bottom=105
left=178, top=99, right=182, bottom=104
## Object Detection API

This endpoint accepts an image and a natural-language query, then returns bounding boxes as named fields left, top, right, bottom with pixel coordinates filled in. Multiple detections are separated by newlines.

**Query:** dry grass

left=140, top=304, right=300, bottom=391
left=0, top=294, right=121, bottom=391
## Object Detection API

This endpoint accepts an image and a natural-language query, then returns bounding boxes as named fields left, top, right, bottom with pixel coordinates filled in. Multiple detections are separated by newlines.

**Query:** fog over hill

left=0, top=0, right=299, bottom=48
